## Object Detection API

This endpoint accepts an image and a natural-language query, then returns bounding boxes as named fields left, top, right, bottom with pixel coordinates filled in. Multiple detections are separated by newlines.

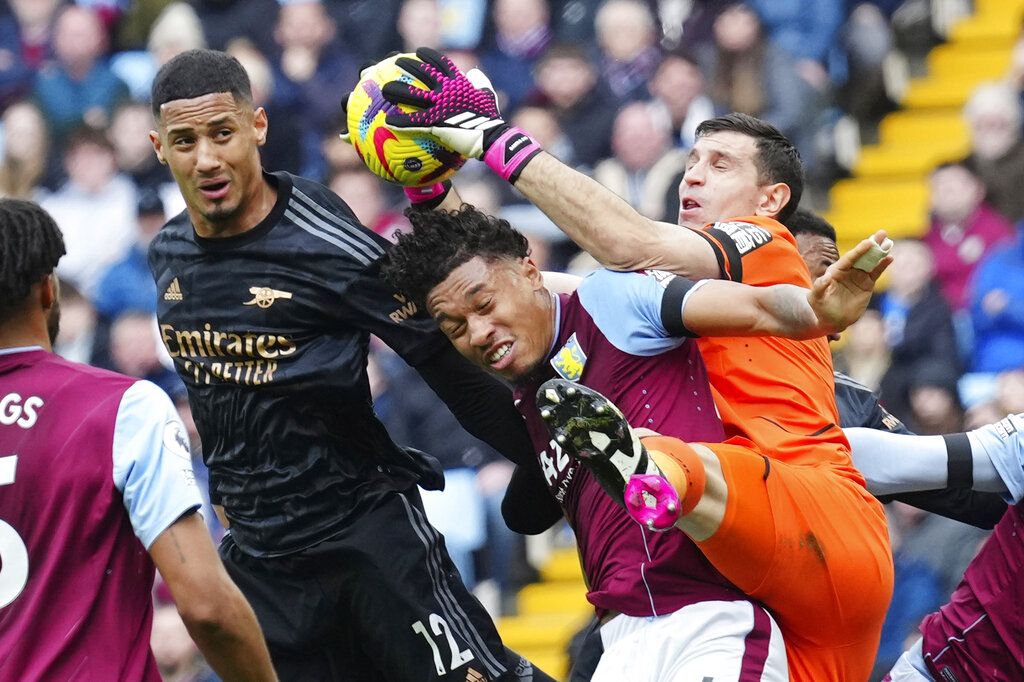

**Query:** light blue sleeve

left=968, top=414, right=1024, bottom=504
left=111, top=380, right=202, bottom=549
left=576, top=269, right=688, bottom=356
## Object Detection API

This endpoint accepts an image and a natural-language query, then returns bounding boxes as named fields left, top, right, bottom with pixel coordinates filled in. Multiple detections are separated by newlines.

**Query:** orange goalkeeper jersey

left=693, top=216, right=861, bottom=478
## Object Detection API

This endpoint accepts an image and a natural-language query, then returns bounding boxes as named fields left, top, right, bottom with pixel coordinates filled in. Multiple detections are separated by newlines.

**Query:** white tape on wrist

left=853, top=237, right=893, bottom=272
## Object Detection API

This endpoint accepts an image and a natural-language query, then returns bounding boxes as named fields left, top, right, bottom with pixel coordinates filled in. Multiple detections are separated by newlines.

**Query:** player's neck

left=0, top=310, right=52, bottom=353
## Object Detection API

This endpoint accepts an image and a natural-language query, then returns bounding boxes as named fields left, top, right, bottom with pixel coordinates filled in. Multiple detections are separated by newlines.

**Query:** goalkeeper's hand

left=381, top=47, right=542, bottom=182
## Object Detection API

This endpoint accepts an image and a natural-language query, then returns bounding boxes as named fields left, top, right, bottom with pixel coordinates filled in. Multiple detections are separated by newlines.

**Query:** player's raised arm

left=377, top=48, right=721, bottom=280
left=678, top=232, right=892, bottom=340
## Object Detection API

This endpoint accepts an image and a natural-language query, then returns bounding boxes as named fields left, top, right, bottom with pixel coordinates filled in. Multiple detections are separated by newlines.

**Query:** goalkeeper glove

left=381, top=47, right=542, bottom=183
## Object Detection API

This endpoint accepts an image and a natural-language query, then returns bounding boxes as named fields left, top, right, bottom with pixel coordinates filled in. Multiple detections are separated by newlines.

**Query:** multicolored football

left=343, top=53, right=467, bottom=187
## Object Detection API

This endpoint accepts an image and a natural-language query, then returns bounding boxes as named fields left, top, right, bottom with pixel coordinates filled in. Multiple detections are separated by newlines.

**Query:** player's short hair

left=696, top=113, right=804, bottom=224
left=151, top=48, right=253, bottom=120
left=0, top=199, right=65, bottom=323
left=784, top=207, right=836, bottom=242
left=383, top=204, right=530, bottom=308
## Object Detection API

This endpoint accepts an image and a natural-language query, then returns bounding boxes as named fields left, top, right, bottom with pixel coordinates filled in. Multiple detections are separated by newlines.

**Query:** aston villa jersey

left=0, top=348, right=200, bottom=681
left=514, top=269, right=745, bottom=618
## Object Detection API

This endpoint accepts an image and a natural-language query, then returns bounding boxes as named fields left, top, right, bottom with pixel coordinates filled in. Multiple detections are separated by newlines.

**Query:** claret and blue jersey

left=513, top=268, right=745, bottom=618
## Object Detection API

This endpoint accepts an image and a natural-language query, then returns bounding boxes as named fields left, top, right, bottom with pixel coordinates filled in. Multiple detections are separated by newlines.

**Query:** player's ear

left=39, top=273, right=58, bottom=310
left=759, top=182, right=791, bottom=218
left=523, top=257, right=544, bottom=289
left=150, top=130, right=166, bottom=165
left=253, top=107, right=269, bottom=146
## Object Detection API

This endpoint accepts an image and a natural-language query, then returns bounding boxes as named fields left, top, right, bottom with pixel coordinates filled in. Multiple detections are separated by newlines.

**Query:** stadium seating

left=825, top=0, right=1024, bottom=254
left=497, top=547, right=591, bottom=679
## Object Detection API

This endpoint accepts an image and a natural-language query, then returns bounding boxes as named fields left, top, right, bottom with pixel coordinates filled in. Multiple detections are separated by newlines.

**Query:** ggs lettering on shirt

left=0, top=393, right=43, bottom=428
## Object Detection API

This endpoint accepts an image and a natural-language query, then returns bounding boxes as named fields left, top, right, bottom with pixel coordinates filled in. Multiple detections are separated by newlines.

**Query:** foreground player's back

left=0, top=349, right=162, bottom=681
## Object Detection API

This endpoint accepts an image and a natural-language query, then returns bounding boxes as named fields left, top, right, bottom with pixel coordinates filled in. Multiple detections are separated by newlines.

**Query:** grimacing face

left=425, top=256, right=555, bottom=383
left=678, top=130, right=776, bottom=229
left=150, top=92, right=268, bottom=238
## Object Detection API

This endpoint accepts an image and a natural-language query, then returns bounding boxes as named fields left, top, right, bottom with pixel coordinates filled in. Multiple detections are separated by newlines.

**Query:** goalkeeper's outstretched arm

left=513, top=151, right=722, bottom=279
left=379, top=47, right=721, bottom=279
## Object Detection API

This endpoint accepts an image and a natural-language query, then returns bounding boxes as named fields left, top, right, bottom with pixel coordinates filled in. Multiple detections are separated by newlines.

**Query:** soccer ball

left=344, top=53, right=467, bottom=187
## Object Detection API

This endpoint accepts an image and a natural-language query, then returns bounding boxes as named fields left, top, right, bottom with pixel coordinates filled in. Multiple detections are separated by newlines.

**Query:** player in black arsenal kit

left=148, top=48, right=554, bottom=682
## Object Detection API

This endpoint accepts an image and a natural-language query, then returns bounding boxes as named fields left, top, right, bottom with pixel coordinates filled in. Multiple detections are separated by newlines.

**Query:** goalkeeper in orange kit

left=375, top=47, right=895, bottom=682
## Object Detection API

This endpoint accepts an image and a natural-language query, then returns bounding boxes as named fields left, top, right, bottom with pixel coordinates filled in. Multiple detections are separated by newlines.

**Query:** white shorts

left=885, top=639, right=934, bottom=681
left=593, top=600, right=788, bottom=682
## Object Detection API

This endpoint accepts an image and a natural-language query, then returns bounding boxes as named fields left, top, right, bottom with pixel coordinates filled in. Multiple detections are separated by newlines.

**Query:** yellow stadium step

left=497, top=611, right=593, bottom=651
left=853, top=137, right=969, bottom=178
left=539, top=546, right=584, bottom=583
left=516, top=581, right=591, bottom=615
left=514, top=648, right=572, bottom=681
left=924, top=44, right=1013, bottom=81
left=876, top=110, right=968, bottom=146
left=902, top=72, right=999, bottom=109
left=948, top=0, right=1024, bottom=46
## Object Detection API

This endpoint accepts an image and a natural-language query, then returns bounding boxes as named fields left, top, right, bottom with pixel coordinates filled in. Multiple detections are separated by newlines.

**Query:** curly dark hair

left=0, top=199, right=65, bottom=324
left=383, top=204, right=530, bottom=308
left=696, top=113, right=804, bottom=224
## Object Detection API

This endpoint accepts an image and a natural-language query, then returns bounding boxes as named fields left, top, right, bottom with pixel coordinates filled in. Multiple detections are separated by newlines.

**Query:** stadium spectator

left=966, top=228, right=1024, bottom=374
left=32, top=4, right=130, bottom=146
left=228, top=38, right=303, bottom=175
left=478, top=0, right=551, bottom=112
left=963, top=81, right=1024, bottom=223
left=147, top=48, right=556, bottom=682
left=147, top=1, right=206, bottom=67
left=191, top=0, right=278, bottom=57
left=51, top=279, right=96, bottom=365
left=0, top=197, right=277, bottom=682
left=0, top=99, right=51, bottom=199
left=647, top=48, right=716, bottom=150
left=528, top=42, right=617, bottom=169
left=108, top=310, right=181, bottom=397
left=744, top=0, right=842, bottom=92
left=94, top=187, right=166, bottom=322
left=271, top=0, right=358, bottom=179
left=922, top=161, right=1014, bottom=311
left=41, top=125, right=138, bottom=300
left=904, top=358, right=965, bottom=436
left=5, top=0, right=62, bottom=72
left=592, top=99, right=688, bottom=220
left=696, top=2, right=822, bottom=176
left=150, top=603, right=220, bottom=682
left=108, top=100, right=173, bottom=193
left=875, top=239, right=962, bottom=423
left=327, top=165, right=410, bottom=242
left=833, top=309, right=890, bottom=392
left=509, top=104, right=576, bottom=167
left=396, top=0, right=443, bottom=53
left=593, top=0, right=661, bottom=102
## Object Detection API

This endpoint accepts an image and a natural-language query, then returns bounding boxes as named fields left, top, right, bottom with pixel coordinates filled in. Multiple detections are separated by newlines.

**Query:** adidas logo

left=163, top=278, right=183, bottom=301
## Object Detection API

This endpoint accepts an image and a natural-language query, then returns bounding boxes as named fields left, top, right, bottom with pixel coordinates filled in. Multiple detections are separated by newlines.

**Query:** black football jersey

left=149, top=172, right=450, bottom=556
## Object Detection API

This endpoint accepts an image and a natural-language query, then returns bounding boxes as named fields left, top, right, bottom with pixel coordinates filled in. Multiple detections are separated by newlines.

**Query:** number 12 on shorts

left=412, top=613, right=475, bottom=676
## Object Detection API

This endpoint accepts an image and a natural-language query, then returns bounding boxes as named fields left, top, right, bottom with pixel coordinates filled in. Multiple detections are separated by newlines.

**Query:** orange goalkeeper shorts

left=643, top=436, right=894, bottom=682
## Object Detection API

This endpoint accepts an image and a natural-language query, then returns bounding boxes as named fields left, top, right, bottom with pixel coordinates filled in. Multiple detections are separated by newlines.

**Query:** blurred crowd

left=3, top=0, right=1024, bottom=679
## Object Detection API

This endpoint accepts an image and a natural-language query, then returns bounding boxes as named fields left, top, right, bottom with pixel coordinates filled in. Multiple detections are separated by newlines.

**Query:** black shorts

left=220, top=487, right=513, bottom=681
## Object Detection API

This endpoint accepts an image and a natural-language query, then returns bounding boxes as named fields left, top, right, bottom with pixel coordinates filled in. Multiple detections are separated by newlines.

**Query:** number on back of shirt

left=0, top=455, right=29, bottom=608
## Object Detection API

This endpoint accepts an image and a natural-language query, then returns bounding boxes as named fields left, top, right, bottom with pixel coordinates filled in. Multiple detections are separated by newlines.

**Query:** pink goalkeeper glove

left=381, top=47, right=542, bottom=183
